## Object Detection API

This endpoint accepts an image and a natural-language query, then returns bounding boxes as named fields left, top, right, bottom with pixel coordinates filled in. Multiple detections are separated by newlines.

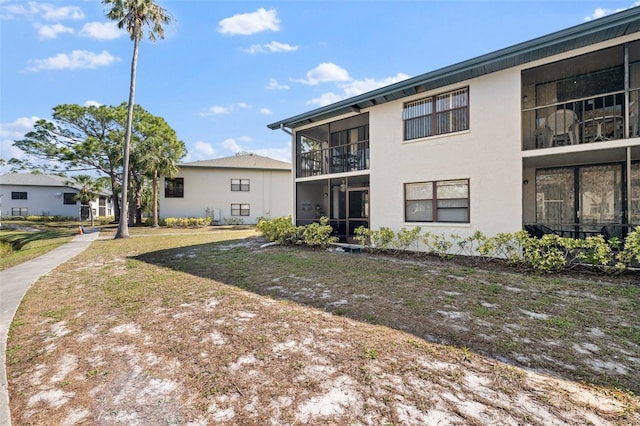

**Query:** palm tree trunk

left=152, top=168, right=159, bottom=228
left=115, top=36, right=140, bottom=239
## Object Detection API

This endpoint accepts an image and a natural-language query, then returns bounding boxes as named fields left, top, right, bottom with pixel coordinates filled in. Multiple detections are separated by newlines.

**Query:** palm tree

left=66, top=175, right=103, bottom=227
left=103, top=0, right=172, bottom=239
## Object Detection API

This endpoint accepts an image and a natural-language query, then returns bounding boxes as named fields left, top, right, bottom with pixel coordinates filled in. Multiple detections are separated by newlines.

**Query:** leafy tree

left=12, top=103, right=183, bottom=226
left=130, top=110, right=185, bottom=227
left=103, top=0, right=173, bottom=239
left=66, top=174, right=104, bottom=227
left=13, top=104, right=124, bottom=220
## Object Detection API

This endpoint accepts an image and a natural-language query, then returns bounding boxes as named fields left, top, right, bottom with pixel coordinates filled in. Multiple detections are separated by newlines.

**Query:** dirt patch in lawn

left=6, top=231, right=640, bottom=425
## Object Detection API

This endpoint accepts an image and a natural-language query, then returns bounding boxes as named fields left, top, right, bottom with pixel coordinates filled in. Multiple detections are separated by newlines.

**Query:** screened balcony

left=296, top=113, right=369, bottom=178
left=522, top=41, right=640, bottom=151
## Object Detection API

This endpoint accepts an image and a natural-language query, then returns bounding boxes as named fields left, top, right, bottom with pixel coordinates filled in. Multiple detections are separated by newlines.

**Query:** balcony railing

left=297, top=140, right=369, bottom=178
left=522, top=89, right=639, bottom=150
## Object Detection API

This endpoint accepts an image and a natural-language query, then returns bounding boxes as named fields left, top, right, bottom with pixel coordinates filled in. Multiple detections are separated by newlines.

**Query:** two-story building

left=160, top=153, right=292, bottom=224
left=268, top=8, right=640, bottom=244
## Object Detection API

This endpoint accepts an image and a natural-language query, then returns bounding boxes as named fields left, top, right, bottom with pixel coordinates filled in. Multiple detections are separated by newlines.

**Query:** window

left=231, top=179, right=250, bottom=191
left=165, top=177, right=184, bottom=198
left=11, top=208, right=28, bottom=216
left=405, top=179, right=469, bottom=223
left=403, top=87, right=469, bottom=140
left=11, top=191, right=27, bottom=200
left=63, top=193, right=76, bottom=205
left=231, top=203, right=250, bottom=216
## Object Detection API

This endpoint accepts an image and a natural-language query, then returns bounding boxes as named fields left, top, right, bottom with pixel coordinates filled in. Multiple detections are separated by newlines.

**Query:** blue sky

left=1, top=0, right=639, bottom=172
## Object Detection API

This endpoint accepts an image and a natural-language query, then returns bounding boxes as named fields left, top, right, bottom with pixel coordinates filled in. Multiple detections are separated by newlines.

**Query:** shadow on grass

left=133, top=237, right=640, bottom=396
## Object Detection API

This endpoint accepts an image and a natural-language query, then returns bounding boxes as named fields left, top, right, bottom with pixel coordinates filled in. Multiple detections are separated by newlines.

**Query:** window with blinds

left=231, top=203, right=250, bottom=216
left=231, top=179, right=250, bottom=191
left=403, top=87, right=469, bottom=140
left=404, top=179, right=470, bottom=223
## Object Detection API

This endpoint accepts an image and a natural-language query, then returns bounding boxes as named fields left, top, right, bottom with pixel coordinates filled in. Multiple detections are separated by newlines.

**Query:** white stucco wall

left=369, top=69, right=523, bottom=239
left=160, top=167, right=292, bottom=224
left=0, top=185, right=82, bottom=218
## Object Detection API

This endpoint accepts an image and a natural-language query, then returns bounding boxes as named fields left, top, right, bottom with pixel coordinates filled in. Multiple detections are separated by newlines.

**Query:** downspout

left=278, top=123, right=293, bottom=136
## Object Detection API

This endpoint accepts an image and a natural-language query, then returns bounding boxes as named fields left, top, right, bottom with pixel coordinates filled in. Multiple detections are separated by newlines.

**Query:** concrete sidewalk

left=0, top=229, right=100, bottom=426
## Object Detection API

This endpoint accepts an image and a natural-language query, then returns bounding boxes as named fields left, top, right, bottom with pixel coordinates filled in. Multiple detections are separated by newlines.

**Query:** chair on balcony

left=630, top=100, right=639, bottom=137
left=546, top=109, right=579, bottom=147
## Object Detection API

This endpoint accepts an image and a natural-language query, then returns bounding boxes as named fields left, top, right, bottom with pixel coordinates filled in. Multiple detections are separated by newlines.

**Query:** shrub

left=302, top=217, right=338, bottom=248
left=256, top=216, right=300, bottom=245
left=394, top=226, right=422, bottom=252
left=164, top=217, right=210, bottom=228
left=354, top=226, right=372, bottom=247
left=223, top=217, right=244, bottom=225
left=617, top=226, right=640, bottom=266
left=0, top=240, right=14, bottom=257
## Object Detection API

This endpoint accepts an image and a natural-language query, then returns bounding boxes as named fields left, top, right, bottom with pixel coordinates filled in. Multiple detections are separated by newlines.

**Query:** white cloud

left=200, top=103, right=252, bottom=116
left=0, top=116, right=40, bottom=139
left=306, top=92, right=344, bottom=107
left=218, top=8, right=279, bottom=35
left=267, top=78, right=289, bottom=90
left=294, top=62, right=350, bottom=85
left=84, top=100, right=102, bottom=107
left=194, top=141, right=215, bottom=156
left=0, top=3, right=36, bottom=19
left=79, top=21, right=123, bottom=40
left=35, top=23, right=73, bottom=39
left=39, top=3, right=84, bottom=21
left=243, top=41, right=298, bottom=54
left=252, top=142, right=292, bottom=163
left=1, top=2, right=84, bottom=20
left=200, top=106, right=229, bottom=116
left=0, top=116, right=40, bottom=171
left=306, top=73, right=411, bottom=107
left=26, top=50, right=120, bottom=71
left=222, top=138, right=243, bottom=153
left=342, top=73, right=411, bottom=98
left=584, top=2, right=640, bottom=20
left=260, top=108, right=273, bottom=115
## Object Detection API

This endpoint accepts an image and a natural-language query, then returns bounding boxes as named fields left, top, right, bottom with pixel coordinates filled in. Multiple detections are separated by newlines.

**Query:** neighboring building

left=0, top=173, right=113, bottom=220
left=268, top=8, right=640, bottom=244
left=159, top=153, right=292, bottom=224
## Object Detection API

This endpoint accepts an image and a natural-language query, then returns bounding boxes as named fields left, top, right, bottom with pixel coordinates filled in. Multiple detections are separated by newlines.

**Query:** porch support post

left=627, top=146, right=632, bottom=224
left=624, top=43, right=629, bottom=139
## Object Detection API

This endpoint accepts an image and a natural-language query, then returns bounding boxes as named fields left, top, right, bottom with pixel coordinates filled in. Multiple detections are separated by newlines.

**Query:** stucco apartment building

left=0, top=173, right=113, bottom=220
left=268, top=8, right=640, bottom=244
left=160, top=153, right=292, bottom=224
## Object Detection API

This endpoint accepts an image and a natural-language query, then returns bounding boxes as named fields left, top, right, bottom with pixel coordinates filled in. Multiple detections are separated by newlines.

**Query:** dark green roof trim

left=268, top=6, right=640, bottom=131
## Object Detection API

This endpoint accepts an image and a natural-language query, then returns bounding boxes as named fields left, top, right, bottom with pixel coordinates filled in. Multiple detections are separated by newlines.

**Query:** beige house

left=268, top=8, right=640, bottom=244
left=159, top=153, right=292, bottom=224
left=0, top=173, right=113, bottom=220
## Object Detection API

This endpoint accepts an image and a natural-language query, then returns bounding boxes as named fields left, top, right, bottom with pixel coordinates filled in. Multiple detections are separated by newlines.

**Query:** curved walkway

left=0, top=229, right=100, bottom=426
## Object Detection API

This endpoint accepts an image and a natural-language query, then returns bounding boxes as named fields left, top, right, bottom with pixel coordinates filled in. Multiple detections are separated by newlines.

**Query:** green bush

left=0, top=240, right=14, bottom=257
left=356, top=226, right=638, bottom=275
left=302, top=217, right=338, bottom=248
left=256, top=216, right=300, bottom=245
left=165, top=217, right=210, bottom=228
left=617, top=226, right=640, bottom=266
left=223, top=217, right=244, bottom=225
left=394, top=226, right=422, bottom=252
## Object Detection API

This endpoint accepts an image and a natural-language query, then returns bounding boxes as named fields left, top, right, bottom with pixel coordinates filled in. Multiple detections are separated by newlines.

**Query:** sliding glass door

left=536, top=163, right=627, bottom=236
left=579, top=165, right=623, bottom=231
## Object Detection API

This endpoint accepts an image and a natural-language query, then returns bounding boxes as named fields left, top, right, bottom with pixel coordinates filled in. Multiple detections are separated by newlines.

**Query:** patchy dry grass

left=0, top=224, right=78, bottom=270
left=6, top=229, right=640, bottom=425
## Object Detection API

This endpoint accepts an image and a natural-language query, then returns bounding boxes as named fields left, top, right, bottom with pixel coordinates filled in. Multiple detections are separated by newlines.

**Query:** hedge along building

left=268, top=7, right=640, bottom=245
